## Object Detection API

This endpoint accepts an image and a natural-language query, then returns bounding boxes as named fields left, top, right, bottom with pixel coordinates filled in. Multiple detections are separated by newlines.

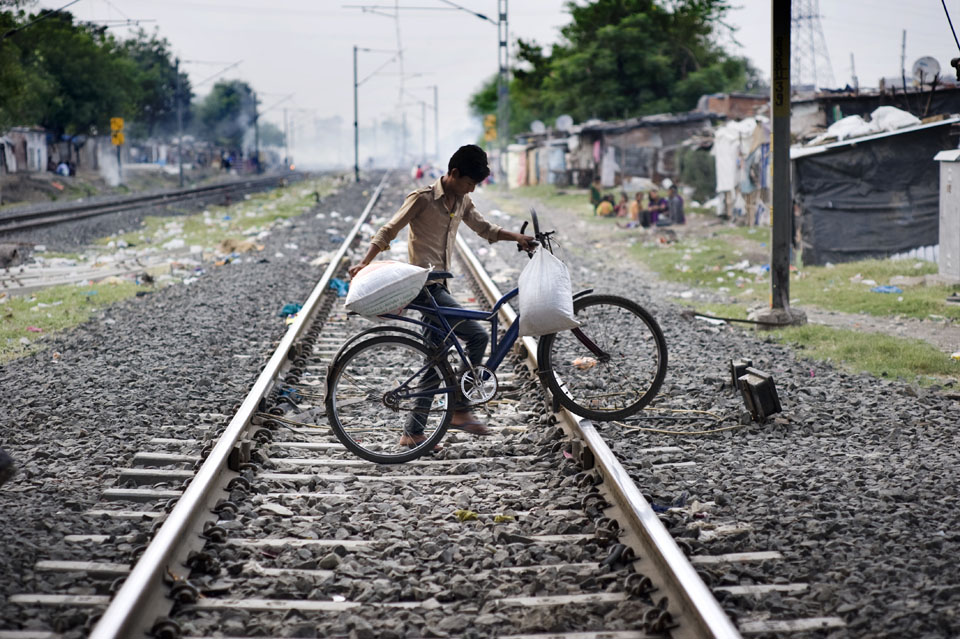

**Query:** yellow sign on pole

left=111, top=132, right=125, bottom=146
left=483, top=114, right=497, bottom=142
left=110, top=117, right=124, bottom=132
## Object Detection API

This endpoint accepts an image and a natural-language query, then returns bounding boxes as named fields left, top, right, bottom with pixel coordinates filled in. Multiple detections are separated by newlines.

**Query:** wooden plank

left=35, top=560, right=130, bottom=576
left=690, top=552, right=783, bottom=565
left=102, top=488, right=182, bottom=502
left=739, top=617, right=846, bottom=633
left=495, top=592, right=627, bottom=607
left=715, top=583, right=807, bottom=596
left=9, top=594, right=111, bottom=607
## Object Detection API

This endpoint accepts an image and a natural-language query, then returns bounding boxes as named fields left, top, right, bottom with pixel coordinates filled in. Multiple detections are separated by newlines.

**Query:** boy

left=349, top=144, right=535, bottom=448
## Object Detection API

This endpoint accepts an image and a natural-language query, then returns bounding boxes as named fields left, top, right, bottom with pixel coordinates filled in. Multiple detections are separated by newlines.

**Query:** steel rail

left=454, top=233, right=742, bottom=639
left=90, top=172, right=389, bottom=639
left=0, top=173, right=297, bottom=233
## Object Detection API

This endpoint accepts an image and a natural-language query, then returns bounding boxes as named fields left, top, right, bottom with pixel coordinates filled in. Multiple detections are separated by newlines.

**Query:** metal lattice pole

left=791, top=0, right=835, bottom=89
left=497, top=0, right=508, bottom=185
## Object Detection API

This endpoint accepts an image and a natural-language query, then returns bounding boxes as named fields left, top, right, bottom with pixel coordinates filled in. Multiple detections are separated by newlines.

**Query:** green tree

left=121, top=29, right=192, bottom=139
left=259, top=120, right=284, bottom=147
left=10, top=11, right=140, bottom=136
left=195, top=79, right=255, bottom=150
left=470, top=0, right=758, bottom=135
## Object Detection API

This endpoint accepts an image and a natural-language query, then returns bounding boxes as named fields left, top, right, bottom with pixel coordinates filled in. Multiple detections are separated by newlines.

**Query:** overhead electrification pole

left=432, top=85, right=439, bottom=160
left=175, top=57, right=184, bottom=187
left=757, top=0, right=805, bottom=327
left=496, top=0, right=509, bottom=185
left=354, top=45, right=360, bottom=181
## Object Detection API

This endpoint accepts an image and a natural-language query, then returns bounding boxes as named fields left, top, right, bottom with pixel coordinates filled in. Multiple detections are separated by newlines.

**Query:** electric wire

left=942, top=0, right=960, bottom=54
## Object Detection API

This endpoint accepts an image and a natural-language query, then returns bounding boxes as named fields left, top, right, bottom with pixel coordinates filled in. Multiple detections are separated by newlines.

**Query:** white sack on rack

left=517, top=248, right=580, bottom=337
left=345, top=260, right=428, bottom=317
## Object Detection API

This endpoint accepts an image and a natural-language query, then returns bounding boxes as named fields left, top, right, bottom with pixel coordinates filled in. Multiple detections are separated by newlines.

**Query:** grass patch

left=632, top=228, right=960, bottom=321
left=768, top=323, right=959, bottom=384
left=101, top=177, right=336, bottom=253
left=1, top=281, right=150, bottom=363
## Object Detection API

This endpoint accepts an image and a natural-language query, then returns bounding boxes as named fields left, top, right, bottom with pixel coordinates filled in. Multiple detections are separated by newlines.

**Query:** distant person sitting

left=614, top=192, right=629, bottom=217
left=629, top=193, right=642, bottom=224
left=666, top=184, right=685, bottom=225
left=643, top=189, right=668, bottom=227
left=589, top=176, right=603, bottom=212
left=596, top=195, right=616, bottom=217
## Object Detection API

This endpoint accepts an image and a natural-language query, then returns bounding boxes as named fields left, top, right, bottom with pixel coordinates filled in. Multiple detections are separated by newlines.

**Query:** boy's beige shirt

left=371, top=177, right=502, bottom=271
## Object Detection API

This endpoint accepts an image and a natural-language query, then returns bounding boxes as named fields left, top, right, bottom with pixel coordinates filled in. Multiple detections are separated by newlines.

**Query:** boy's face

left=446, top=169, right=479, bottom=196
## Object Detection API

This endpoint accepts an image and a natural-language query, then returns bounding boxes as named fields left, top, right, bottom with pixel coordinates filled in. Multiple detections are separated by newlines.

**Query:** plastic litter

left=454, top=509, right=478, bottom=522
left=278, top=303, right=302, bottom=318
left=328, top=278, right=349, bottom=297
left=25, top=326, right=42, bottom=333
left=870, top=285, right=903, bottom=294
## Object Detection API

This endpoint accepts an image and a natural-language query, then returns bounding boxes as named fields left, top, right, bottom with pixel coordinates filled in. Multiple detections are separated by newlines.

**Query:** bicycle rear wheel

left=537, top=294, right=667, bottom=421
left=325, top=335, right=455, bottom=463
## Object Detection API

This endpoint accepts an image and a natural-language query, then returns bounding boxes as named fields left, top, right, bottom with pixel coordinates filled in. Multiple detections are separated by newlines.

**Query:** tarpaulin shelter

left=791, top=116, right=960, bottom=265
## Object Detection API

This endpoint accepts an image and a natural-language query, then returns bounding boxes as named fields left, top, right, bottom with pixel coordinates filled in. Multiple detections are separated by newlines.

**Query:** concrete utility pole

left=754, top=0, right=805, bottom=327
left=432, top=85, right=439, bottom=160
left=175, top=57, right=184, bottom=187
left=253, top=91, right=260, bottom=174
left=283, top=107, right=289, bottom=169
left=354, top=45, right=360, bottom=181
left=496, top=0, right=509, bottom=185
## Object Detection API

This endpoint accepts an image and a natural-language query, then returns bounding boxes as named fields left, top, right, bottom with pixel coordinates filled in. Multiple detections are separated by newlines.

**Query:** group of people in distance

left=590, top=176, right=685, bottom=229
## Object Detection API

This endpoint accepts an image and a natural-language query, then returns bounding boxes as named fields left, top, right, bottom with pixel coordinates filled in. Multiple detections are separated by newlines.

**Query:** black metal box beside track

left=738, top=367, right=782, bottom=421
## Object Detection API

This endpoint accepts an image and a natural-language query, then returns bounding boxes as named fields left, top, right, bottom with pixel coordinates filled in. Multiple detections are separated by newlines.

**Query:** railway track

left=6, top=174, right=749, bottom=638
left=0, top=173, right=302, bottom=235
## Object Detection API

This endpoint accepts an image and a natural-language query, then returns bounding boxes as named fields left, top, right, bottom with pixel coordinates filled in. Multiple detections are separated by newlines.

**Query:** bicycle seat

left=427, top=270, right=453, bottom=281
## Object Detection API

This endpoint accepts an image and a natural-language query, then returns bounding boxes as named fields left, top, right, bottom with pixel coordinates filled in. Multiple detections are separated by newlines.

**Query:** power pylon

left=791, top=0, right=835, bottom=89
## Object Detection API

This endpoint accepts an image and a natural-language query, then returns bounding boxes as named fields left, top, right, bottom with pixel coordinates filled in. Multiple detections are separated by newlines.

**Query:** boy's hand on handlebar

left=516, top=235, right=537, bottom=253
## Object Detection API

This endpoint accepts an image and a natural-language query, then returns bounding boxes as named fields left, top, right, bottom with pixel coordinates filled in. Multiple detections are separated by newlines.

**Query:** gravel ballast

left=468, top=189, right=960, bottom=638
left=0, top=174, right=382, bottom=634
left=2, top=176, right=959, bottom=638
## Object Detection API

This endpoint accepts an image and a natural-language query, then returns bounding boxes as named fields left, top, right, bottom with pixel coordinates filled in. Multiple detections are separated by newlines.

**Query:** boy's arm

left=497, top=228, right=536, bottom=252
left=349, top=192, right=423, bottom=277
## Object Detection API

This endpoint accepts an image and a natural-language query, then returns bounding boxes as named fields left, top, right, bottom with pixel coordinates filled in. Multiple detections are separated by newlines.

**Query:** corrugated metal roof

left=790, top=116, right=960, bottom=159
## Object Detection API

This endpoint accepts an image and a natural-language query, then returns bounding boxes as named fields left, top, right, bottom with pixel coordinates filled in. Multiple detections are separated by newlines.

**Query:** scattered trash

left=162, top=238, right=186, bottom=250
left=80, top=290, right=99, bottom=296
left=25, top=326, right=42, bottom=333
left=952, top=351, right=960, bottom=361
left=493, top=514, right=515, bottom=523
left=947, top=293, right=960, bottom=304
left=217, top=238, right=262, bottom=254
left=572, top=356, right=598, bottom=370
left=454, top=509, right=478, bottom=522
left=135, top=291, right=153, bottom=297
left=278, top=303, right=302, bottom=318
left=329, top=236, right=345, bottom=244
left=328, top=278, right=349, bottom=297
left=871, top=285, right=903, bottom=294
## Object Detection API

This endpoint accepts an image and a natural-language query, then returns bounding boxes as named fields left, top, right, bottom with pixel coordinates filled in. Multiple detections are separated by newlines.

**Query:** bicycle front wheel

left=537, top=294, right=667, bottom=421
left=325, top=335, right=455, bottom=464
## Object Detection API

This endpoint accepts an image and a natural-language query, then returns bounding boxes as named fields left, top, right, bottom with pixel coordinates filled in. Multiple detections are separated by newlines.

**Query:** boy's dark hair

left=449, top=144, right=490, bottom=182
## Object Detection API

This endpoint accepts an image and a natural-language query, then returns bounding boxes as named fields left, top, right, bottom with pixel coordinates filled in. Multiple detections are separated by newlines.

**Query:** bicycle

left=324, top=211, right=668, bottom=464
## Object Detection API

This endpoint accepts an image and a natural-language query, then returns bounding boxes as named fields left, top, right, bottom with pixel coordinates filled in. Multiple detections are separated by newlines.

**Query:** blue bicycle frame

left=379, top=285, right=521, bottom=374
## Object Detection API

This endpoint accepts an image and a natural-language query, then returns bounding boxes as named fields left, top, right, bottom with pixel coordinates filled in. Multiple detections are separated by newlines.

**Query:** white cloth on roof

left=871, top=106, right=921, bottom=132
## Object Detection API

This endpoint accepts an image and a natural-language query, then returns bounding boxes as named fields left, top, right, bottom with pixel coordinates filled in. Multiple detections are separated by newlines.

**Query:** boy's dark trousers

left=405, top=283, right=488, bottom=435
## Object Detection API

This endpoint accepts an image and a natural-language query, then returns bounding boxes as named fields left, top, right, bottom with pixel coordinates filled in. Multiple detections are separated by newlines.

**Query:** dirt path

left=478, top=188, right=960, bottom=357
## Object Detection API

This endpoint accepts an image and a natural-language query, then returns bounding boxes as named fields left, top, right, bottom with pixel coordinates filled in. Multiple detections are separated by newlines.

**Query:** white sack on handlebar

left=518, top=247, right=580, bottom=337
left=345, top=260, right=428, bottom=317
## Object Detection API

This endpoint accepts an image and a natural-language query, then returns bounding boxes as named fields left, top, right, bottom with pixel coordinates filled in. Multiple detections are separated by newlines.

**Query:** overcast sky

left=38, top=0, right=960, bottom=164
